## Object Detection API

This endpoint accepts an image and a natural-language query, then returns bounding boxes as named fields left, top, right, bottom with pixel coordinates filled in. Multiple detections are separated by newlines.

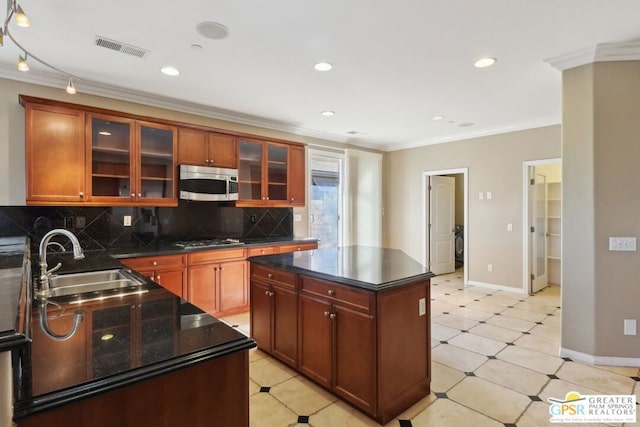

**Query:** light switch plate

left=418, top=298, right=426, bottom=316
left=507, top=223, right=513, bottom=232
left=486, top=191, right=492, bottom=200
left=609, top=237, right=636, bottom=251
left=479, top=192, right=484, bottom=200
left=624, top=319, right=637, bottom=336
left=123, top=215, right=132, bottom=227
left=293, top=214, right=302, bottom=222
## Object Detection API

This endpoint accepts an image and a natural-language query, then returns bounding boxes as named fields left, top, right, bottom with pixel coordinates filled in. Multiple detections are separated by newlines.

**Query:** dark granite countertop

left=249, top=245, right=434, bottom=291
left=13, top=285, right=254, bottom=419
left=0, top=236, right=30, bottom=351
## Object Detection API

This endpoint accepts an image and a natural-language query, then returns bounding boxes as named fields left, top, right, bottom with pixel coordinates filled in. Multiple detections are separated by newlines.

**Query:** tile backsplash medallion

left=0, top=201, right=292, bottom=251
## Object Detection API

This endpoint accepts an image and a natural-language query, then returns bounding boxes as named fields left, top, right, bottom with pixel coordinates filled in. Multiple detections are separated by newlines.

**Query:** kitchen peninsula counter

left=248, top=245, right=434, bottom=424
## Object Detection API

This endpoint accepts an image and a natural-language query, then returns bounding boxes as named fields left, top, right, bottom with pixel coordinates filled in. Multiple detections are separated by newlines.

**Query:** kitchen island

left=249, top=245, right=434, bottom=424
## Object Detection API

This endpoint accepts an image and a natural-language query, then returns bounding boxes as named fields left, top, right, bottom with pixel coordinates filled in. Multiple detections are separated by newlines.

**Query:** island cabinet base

left=15, top=350, right=250, bottom=427
left=250, top=263, right=431, bottom=425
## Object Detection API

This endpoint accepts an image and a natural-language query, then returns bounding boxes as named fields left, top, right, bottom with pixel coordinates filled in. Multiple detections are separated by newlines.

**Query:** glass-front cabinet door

left=137, top=122, right=176, bottom=204
left=89, top=116, right=176, bottom=205
left=266, top=143, right=288, bottom=202
left=238, top=139, right=263, bottom=201
left=89, top=115, right=135, bottom=202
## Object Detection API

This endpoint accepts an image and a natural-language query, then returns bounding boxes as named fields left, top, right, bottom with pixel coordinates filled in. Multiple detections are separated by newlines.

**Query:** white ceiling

left=1, top=0, right=640, bottom=151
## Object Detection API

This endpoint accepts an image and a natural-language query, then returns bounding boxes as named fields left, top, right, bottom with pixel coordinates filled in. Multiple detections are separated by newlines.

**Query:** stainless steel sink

left=47, top=269, right=146, bottom=298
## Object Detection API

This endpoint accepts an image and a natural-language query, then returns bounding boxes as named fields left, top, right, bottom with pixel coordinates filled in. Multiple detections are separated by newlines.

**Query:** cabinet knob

left=78, top=192, right=84, bottom=198
left=328, top=289, right=335, bottom=296
left=205, top=159, right=210, bottom=163
left=266, top=196, right=269, bottom=200
left=329, top=313, right=336, bottom=320
left=209, top=159, right=214, bottom=164
left=220, top=267, right=224, bottom=271
left=291, top=198, right=294, bottom=201
left=324, top=311, right=330, bottom=317
left=151, top=276, right=155, bottom=281
left=138, top=193, right=142, bottom=198
left=131, top=193, right=136, bottom=198
left=265, top=290, right=274, bottom=297
left=156, top=275, right=161, bottom=280
left=152, top=261, right=158, bottom=266
left=267, top=273, right=273, bottom=279
left=297, top=247, right=301, bottom=251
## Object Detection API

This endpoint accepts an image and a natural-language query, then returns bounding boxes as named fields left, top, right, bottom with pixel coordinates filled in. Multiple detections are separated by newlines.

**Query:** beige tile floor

left=220, top=270, right=640, bottom=426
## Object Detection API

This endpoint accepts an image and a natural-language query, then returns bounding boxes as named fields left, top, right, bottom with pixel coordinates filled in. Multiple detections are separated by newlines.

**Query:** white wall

left=383, top=126, right=561, bottom=289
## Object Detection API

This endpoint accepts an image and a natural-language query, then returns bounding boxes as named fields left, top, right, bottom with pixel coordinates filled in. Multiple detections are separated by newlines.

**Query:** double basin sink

left=45, top=268, right=147, bottom=300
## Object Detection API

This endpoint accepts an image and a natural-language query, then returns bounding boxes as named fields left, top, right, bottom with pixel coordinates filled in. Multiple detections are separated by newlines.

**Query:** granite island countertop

left=248, top=245, right=434, bottom=291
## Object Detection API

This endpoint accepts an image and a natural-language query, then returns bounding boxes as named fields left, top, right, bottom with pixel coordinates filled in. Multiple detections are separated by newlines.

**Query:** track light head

left=14, top=4, right=30, bottom=28
left=17, top=54, right=29, bottom=71
left=66, top=78, right=77, bottom=95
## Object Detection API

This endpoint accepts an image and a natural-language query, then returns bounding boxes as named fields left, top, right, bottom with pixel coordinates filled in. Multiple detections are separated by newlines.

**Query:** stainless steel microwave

left=179, top=165, right=239, bottom=201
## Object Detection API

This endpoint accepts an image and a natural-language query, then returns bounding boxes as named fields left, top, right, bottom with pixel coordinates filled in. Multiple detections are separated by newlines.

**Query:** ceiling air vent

left=94, top=35, right=150, bottom=58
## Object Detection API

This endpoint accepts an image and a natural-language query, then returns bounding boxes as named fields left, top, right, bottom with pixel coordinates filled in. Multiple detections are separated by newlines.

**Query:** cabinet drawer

left=251, top=264, right=297, bottom=289
left=121, top=254, right=185, bottom=271
left=246, top=246, right=277, bottom=257
left=188, top=248, right=246, bottom=265
left=277, top=242, right=318, bottom=253
left=300, top=276, right=373, bottom=313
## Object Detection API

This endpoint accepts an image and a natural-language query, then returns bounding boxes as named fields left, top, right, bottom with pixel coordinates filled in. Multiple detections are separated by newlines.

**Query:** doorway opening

left=423, top=168, right=468, bottom=285
left=523, top=158, right=562, bottom=294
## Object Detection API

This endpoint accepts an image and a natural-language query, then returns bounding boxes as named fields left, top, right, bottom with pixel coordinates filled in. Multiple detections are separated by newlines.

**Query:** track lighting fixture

left=2, top=0, right=80, bottom=94
left=17, top=53, right=28, bottom=71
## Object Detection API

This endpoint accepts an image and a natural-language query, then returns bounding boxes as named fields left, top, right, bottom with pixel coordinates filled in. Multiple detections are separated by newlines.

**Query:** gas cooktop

left=172, top=238, right=244, bottom=249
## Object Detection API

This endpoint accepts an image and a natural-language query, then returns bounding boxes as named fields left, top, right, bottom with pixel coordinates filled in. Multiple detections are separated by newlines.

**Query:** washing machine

left=455, top=225, right=464, bottom=268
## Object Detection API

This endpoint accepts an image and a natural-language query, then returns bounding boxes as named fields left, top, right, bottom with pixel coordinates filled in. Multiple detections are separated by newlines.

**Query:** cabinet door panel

left=218, top=260, right=248, bottom=314
left=250, top=280, right=272, bottom=352
left=333, top=304, right=376, bottom=413
left=138, top=122, right=177, bottom=203
left=178, top=127, right=208, bottom=166
left=266, top=143, right=288, bottom=201
left=208, top=133, right=237, bottom=169
left=238, top=139, right=263, bottom=201
left=288, top=146, right=305, bottom=205
left=272, top=284, right=298, bottom=367
left=187, top=265, right=217, bottom=315
left=26, top=104, right=86, bottom=203
left=298, top=295, right=332, bottom=389
left=155, top=268, right=186, bottom=298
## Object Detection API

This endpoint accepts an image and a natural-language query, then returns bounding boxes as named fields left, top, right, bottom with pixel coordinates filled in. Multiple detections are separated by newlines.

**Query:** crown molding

left=383, top=117, right=560, bottom=152
left=545, top=40, right=640, bottom=71
left=0, top=65, right=391, bottom=149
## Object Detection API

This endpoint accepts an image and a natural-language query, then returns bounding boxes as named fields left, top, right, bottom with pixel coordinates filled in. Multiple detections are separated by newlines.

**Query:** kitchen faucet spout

left=37, top=229, right=85, bottom=298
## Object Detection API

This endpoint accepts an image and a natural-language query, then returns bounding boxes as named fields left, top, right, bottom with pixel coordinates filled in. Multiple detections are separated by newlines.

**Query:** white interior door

left=530, top=169, right=548, bottom=292
left=429, top=176, right=455, bottom=275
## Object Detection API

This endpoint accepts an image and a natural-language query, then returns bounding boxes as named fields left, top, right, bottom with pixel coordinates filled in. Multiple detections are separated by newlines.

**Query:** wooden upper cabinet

left=288, top=146, right=305, bottom=205
left=87, top=115, right=177, bottom=206
left=238, top=138, right=303, bottom=206
left=25, top=103, right=87, bottom=204
left=178, top=127, right=237, bottom=169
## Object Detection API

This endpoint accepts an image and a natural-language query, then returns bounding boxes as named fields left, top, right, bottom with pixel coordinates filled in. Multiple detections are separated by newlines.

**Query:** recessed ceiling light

left=98, top=131, right=112, bottom=136
left=321, top=111, right=335, bottom=117
left=160, top=66, right=180, bottom=76
left=432, top=115, right=445, bottom=121
left=474, top=57, right=497, bottom=68
left=196, top=22, right=229, bottom=40
left=314, top=62, right=333, bottom=72
left=190, top=44, right=203, bottom=50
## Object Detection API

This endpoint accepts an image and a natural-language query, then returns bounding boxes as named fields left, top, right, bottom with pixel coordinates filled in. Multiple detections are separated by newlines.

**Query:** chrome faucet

left=38, top=229, right=85, bottom=297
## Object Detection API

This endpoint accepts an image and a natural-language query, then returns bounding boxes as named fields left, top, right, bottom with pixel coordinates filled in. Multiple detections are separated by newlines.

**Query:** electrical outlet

left=123, top=215, right=132, bottom=227
left=64, top=217, right=73, bottom=228
left=487, top=264, right=493, bottom=272
left=76, top=216, right=85, bottom=229
left=507, top=223, right=513, bottom=232
left=250, top=214, right=257, bottom=224
left=624, top=319, right=637, bottom=336
left=293, top=214, right=302, bottom=222
left=418, top=298, right=426, bottom=316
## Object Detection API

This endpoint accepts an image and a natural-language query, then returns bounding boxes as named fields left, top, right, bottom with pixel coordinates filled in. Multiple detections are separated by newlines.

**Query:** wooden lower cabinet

left=250, top=279, right=298, bottom=368
left=187, top=259, right=248, bottom=317
left=17, top=350, right=250, bottom=427
left=120, top=255, right=186, bottom=298
left=251, top=266, right=430, bottom=425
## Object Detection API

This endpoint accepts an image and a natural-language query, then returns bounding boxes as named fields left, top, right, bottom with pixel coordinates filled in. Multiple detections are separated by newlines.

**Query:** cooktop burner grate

left=172, top=238, right=243, bottom=249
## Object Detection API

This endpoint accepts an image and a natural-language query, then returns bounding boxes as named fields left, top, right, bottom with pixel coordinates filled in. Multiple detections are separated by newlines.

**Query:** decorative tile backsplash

left=0, top=201, right=293, bottom=251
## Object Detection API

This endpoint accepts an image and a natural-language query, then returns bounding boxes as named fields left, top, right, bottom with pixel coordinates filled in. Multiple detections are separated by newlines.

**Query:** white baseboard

left=467, top=280, right=526, bottom=294
left=560, top=347, right=640, bottom=368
